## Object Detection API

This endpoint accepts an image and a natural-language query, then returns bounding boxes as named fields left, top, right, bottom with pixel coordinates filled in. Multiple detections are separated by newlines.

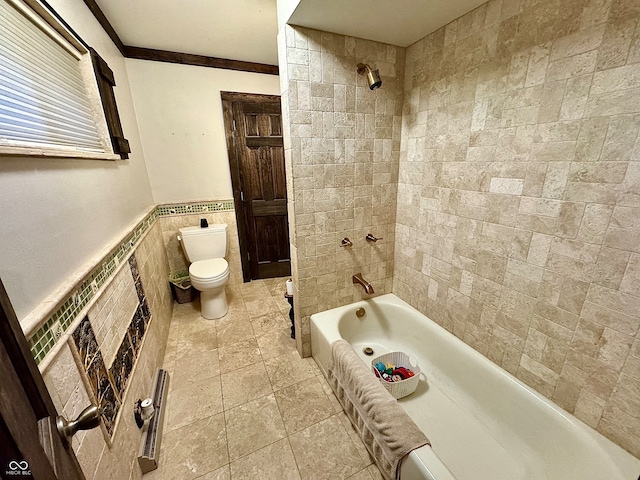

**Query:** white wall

left=0, top=0, right=154, bottom=322
left=125, top=60, right=281, bottom=203
left=276, top=0, right=301, bottom=29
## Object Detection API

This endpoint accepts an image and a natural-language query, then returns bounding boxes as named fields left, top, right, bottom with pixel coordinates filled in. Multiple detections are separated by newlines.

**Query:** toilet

left=177, top=223, right=230, bottom=319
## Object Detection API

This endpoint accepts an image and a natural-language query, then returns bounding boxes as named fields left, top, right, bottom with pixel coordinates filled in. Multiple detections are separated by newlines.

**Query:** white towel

left=327, top=339, right=430, bottom=480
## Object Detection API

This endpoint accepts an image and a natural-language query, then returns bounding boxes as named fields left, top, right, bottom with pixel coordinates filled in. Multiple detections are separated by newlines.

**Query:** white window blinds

left=0, top=0, right=105, bottom=153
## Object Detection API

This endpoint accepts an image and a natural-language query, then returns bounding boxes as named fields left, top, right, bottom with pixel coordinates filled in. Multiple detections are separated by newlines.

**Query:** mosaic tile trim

left=71, top=256, right=152, bottom=437
left=28, top=200, right=234, bottom=365
left=28, top=208, right=157, bottom=364
left=155, top=200, right=234, bottom=216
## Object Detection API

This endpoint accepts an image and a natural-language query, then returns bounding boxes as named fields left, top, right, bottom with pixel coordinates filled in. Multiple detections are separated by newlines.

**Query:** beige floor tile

left=229, top=438, right=300, bottom=480
left=166, top=376, right=223, bottom=432
left=307, top=357, right=322, bottom=375
left=250, top=311, right=291, bottom=335
left=244, top=294, right=281, bottom=318
left=264, top=351, right=317, bottom=391
left=317, top=372, right=345, bottom=414
left=163, top=337, right=178, bottom=369
left=195, top=465, right=230, bottom=480
left=170, top=349, right=220, bottom=391
left=265, top=279, right=287, bottom=297
left=268, top=289, right=291, bottom=310
left=216, top=316, right=255, bottom=347
left=219, top=305, right=250, bottom=325
left=238, top=281, right=271, bottom=296
left=220, top=361, right=272, bottom=409
left=274, top=376, right=336, bottom=435
left=257, top=327, right=298, bottom=359
left=346, top=469, right=374, bottom=480
left=159, top=278, right=386, bottom=480
left=177, top=323, right=218, bottom=355
left=162, top=413, right=228, bottom=480
left=289, top=415, right=366, bottom=480
left=225, top=393, right=287, bottom=461
left=142, top=463, right=164, bottom=480
left=166, top=323, right=181, bottom=347
left=226, top=286, right=244, bottom=308
left=178, top=309, right=213, bottom=329
left=218, top=337, right=262, bottom=374
left=172, top=300, right=202, bottom=320
left=367, top=464, right=384, bottom=480
left=337, top=412, right=375, bottom=466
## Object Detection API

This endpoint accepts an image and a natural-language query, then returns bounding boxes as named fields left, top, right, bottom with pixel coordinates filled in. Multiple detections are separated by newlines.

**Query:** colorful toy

left=373, top=363, right=415, bottom=382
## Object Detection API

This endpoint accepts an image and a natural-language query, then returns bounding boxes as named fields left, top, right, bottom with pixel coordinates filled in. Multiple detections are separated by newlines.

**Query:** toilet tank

left=178, top=224, right=228, bottom=262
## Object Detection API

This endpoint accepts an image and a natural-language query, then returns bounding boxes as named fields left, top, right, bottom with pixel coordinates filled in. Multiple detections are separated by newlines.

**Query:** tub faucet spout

left=352, top=273, right=374, bottom=294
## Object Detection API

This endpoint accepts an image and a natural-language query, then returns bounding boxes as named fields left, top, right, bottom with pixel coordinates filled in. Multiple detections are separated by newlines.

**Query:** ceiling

left=95, top=0, right=487, bottom=66
left=288, top=0, right=488, bottom=49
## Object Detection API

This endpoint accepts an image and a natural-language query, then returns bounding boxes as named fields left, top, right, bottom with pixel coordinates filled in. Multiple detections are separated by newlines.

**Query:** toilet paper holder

left=134, top=398, right=155, bottom=429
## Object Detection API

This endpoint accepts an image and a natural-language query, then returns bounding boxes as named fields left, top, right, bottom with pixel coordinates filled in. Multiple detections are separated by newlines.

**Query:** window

left=0, top=0, right=126, bottom=159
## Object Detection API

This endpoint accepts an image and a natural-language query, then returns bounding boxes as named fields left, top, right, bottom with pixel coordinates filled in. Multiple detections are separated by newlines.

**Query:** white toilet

left=177, top=224, right=230, bottom=319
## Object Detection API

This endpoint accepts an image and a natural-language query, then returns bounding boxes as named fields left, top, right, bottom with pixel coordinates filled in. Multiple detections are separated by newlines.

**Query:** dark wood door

left=0, top=278, right=86, bottom=480
left=222, top=92, right=291, bottom=281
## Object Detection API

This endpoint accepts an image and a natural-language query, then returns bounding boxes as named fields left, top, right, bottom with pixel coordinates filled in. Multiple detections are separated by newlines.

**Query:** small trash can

left=169, top=271, right=198, bottom=304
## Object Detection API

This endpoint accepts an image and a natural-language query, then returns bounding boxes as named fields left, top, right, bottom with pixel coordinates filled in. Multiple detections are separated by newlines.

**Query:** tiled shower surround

left=278, top=26, right=406, bottom=356
left=281, top=0, right=640, bottom=458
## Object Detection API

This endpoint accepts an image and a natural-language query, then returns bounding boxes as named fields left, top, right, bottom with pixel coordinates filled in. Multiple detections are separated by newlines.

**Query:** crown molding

left=82, top=0, right=278, bottom=75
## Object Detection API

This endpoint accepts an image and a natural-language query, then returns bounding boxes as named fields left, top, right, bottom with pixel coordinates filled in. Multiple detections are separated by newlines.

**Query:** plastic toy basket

left=371, top=351, right=420, bottom=399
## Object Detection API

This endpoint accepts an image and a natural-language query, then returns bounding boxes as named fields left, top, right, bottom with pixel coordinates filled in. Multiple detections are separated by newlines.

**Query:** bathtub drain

left=363, top=347, right=374, bottom=356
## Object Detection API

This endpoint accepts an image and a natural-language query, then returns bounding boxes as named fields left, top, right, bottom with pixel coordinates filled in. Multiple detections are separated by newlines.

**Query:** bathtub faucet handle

left=366, top=233, right=382, bottom=243
left=340, top=238, right=353, bottom=247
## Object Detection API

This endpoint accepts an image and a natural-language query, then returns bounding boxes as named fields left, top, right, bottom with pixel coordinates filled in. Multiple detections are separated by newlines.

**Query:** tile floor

left=148, top=278, right=383, bottom=480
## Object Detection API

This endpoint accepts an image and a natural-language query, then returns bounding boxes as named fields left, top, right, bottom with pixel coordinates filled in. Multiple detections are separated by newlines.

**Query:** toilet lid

left=189, top=258, right=229, bottom=280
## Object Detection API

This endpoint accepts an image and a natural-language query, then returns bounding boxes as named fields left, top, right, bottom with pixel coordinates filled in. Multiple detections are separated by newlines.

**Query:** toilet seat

left=189, top=258, right=229, bottom=281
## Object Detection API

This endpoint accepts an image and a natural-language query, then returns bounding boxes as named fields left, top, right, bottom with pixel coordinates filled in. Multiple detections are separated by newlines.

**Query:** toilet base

left=200, top=288, right=228, bottom=319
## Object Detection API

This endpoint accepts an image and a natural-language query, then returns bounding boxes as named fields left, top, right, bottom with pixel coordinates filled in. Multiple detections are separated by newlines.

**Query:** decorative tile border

left=28, top=200, right=234, bottom=364
left=156, top=200, right=234, bottom=216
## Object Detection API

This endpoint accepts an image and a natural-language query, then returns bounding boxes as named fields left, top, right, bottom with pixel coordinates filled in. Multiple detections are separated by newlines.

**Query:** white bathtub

left=310, top=294, right=640, bottom=480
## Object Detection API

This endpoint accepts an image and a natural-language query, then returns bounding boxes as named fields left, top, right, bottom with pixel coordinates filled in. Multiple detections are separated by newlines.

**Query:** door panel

left=222, top=92, right=291, bottom=281
left=0, top=278, right=85, bottom=479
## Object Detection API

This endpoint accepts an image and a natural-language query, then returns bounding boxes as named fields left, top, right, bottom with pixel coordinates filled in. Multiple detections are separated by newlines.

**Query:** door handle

left=56, top=405, right=101, bottom=447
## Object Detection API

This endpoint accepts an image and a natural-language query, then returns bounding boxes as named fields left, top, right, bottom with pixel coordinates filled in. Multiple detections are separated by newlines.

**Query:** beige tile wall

left=395, top=0, right=640, bottom=457
left=42, top=221, right=173, bottom=479
left=279, top=26, right=406, bottom=356
left=159, top=210, right=243, bottom=286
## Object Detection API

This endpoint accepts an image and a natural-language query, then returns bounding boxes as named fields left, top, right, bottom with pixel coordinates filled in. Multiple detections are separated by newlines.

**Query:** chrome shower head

left=357, top=63, right=382, bottom=90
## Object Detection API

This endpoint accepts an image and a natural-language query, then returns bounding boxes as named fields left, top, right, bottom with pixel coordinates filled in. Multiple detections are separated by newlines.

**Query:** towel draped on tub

left=327, top=339, right=430, bottom=480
